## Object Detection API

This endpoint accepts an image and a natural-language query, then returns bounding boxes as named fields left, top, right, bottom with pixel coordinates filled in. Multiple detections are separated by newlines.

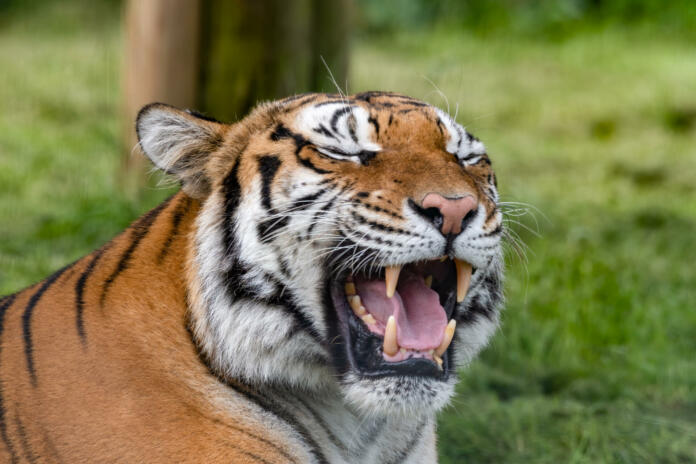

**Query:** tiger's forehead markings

left=434, top=108, right=487, bottom=162
left=293, top=102, right=381, bottom=157
left=287, top=96, right=487, bottom=169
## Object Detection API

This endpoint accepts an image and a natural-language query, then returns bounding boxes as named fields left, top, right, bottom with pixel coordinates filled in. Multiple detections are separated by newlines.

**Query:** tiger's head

left=137, top=92, right=503, bottom=418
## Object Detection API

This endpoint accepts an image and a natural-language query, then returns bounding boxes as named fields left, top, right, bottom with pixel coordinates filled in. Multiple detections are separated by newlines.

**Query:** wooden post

left=310, top=0, right=351, bottom=93
left=199, top=0, right=351, bottom=122
left=121, top=0, right=202, bottom=192
left=121, top=0, right=351, bottom=191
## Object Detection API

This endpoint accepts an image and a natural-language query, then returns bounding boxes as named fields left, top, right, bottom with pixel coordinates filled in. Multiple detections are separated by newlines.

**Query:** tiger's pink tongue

left=355, top=273, right=447, bottom=350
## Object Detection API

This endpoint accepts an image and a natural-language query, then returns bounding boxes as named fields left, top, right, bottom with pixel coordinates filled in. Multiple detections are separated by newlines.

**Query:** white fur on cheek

left=187, top=190, right=333, bottom=389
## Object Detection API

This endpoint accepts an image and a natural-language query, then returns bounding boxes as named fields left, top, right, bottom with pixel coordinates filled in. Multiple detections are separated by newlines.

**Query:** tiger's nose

left=422, top=193, right=478, bottom=235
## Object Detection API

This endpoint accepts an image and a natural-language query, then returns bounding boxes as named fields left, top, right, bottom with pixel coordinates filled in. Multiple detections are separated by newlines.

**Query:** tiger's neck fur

left=176, top=184, right=439, bottom=463
left=1, top=192, right=436, bottom=463
left=178, top=190, right=439, bottom=462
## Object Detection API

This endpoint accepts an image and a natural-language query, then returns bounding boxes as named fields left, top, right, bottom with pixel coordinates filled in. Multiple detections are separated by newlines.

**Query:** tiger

left=0, top=91, right=504, bottom=463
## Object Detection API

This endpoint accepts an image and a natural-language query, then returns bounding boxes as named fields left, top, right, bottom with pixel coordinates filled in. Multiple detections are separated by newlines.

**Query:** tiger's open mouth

left=329, top=257, right=473, bottom=379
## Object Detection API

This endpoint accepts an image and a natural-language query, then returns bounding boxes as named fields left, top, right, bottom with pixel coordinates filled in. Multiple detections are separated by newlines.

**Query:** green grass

left=350, top=31, right=696, bottom=462
left=1, top=5, right=696, bottom=462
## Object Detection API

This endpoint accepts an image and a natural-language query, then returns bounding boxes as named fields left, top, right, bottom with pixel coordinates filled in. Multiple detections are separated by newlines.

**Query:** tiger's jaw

left=331, top=258, right=463, bottom=378
left=325, top=257, right=481, bottom=416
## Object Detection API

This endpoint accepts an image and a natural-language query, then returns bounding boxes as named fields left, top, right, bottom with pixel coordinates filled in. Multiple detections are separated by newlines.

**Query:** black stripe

left=185, top=325, right=325, bottom=464
left=257, top=217, right=289, bottom=244
left=14, top=413, right=37, bottom=464
left=298, top=156, right=331, bottom=175
left=330, top=106, right=353, bottom=133
left=436, top=117, right=446, bottom=137
left=460, top=152, right=482, bottom=162
left=306, top=194, right=338, bottom=238
left=270, top=124, right=307, bottom=152
left=359, top=418, right=386, bottom=451
left=39, top=426, right=64, bottom=464
left=458, top=295, right=496, bottom=324
left=228, top=382, right=330, bottom=464
left=347, top=114, right=358, bottom=143
left=294, top=397, right=348, bottom=456
left=221, top=157, right=256, bottom=301
left=222, top=154, right=324, bottom=343
left=351, top=212, right=413, bottom=236
left=283, top=96, right=323, bottom=114
left=0, top=294, right=19, bottom=464
left=368, top=114, right=380, bottom=136
left=220, top=157, right=245, bottom=287
left=354, top=90, right=402, bottom=101
left=394, top=96, right=428, bottom=106
left=204, top=413, right=297, bottom=464
left=353, top=198, right=403, bottom=220
left=157, top=195, right=192, bottom=263
left=74, top=245, right=110, bottom=346
left=99, top=198, right=171, bottom=307
left=185, top=109, right=221, bottom=124
left=268, top=290, right=323, bottom=345
left=356, top=150, right=378, bottom=166
left=258, top=155, right=281, bottom=211
left=456, top=126, right=464, bottom=150
left=312, top=99, right=350, bottom=108
left=280, top=92, right=315, bottom=104
left=372, top=102, right=396, bottom=109
left=22, top=265, right=71, bottom=386
left=292, top=189, right=326, bottom=210
left=313, top=124, right=337, bottom=139
left=223, top=158, right=242, bottom=222
left=384, top=420, right=426, bottom=464
left=270, top=124, right=333, bottom=175
left=237, top=450, right=274, bottom=464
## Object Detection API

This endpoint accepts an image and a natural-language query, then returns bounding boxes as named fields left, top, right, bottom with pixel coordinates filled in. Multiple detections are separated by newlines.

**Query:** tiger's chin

left=327, top=256, right=476, bottom=417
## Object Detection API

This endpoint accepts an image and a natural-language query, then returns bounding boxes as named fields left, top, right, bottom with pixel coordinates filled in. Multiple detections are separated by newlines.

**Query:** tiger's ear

left=136, top=103, right=226, bottom=198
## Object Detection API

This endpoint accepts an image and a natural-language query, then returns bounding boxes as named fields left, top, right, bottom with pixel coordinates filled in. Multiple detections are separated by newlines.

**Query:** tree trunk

left=199, top=0, right=351, bottom=122
left=121, top=0, right=351, bottom=190
left=310, top=0, right=351, bottom=94
left=121, top=0, right=201, bottom=193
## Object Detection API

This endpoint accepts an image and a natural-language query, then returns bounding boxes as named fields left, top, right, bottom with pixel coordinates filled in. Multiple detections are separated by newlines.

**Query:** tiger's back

left=0, top=194, right=308, bottom=463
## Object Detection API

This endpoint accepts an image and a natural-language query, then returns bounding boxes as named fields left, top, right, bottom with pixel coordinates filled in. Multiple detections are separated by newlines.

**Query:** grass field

left=1, top=3, right=695, bottom=462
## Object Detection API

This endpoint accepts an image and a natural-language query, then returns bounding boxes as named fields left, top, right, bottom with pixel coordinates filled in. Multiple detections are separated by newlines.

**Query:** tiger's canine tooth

left=344, top=282, right=356, bottom=295
left=385, top=265, right=402, bottom=298
left=434, top=355, right=443, bottom=369
left=383, top=315, right=399, bottom=356
left=435, top=319, right=457, bottom=357
left=362, top=314, right=377, bottom=325
left=424, top=275, right=433, bottom=288
left=455, top=259, right=473, bottom=303
left=348, top=295, right=366, bottom=316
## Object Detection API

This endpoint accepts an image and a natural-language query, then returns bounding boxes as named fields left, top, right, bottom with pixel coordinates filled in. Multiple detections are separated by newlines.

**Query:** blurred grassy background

left=1, top=1, right=695, bottom=462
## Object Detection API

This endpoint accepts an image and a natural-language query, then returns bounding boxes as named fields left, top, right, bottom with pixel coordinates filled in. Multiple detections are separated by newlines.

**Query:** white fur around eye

left=294, top=103, right=381, bottom=156
left=434, top=108, right=486, bottom=165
